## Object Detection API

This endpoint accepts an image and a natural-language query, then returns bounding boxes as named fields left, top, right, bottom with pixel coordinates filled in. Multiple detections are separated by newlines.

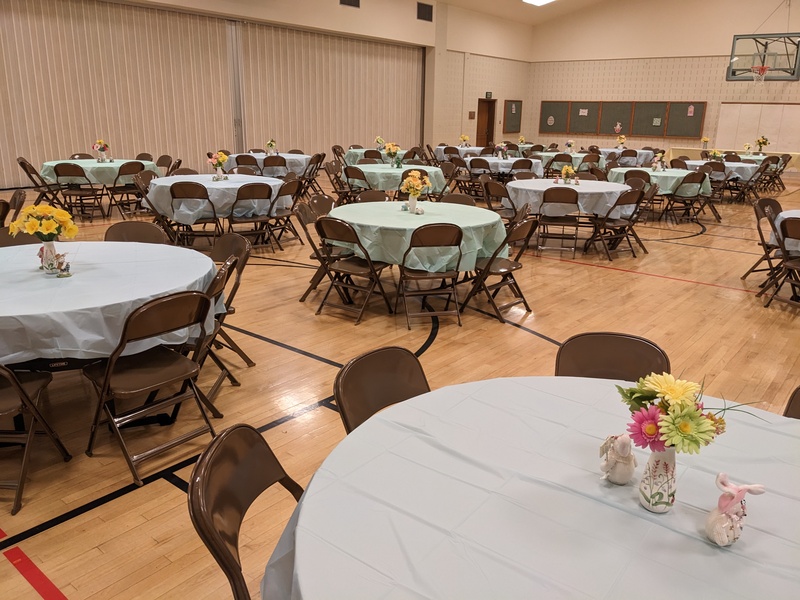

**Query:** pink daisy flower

left=627, top=406, right=666, bottom=452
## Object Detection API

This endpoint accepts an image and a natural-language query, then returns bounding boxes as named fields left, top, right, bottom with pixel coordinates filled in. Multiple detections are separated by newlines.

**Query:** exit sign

left=485, top=92, right=492, bottom=99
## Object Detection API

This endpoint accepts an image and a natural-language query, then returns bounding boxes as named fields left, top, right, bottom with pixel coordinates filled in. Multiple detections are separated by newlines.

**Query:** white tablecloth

left=607, top=168, right=713, bottom=196
left=434, top=146, right=491, bottom=161
left=599, top=149, right=655, bottom=166
left=344, top=148, right=407, bottom=166
left=350, top=164, right=447, bottom=193
left=41, top=159, right=161, bottom=185
left=327, top=202, right=505, bottom=271
left=772, top=209, right=800, bottom=253
left=685, top=160, right=759, bottom=181
left=264, top=376, right=800, bottom=600
left=506, top=179, right=632, bottom=218
left=538, top=152, right=607, bottom=170
left=146, top=174, right=285, bottom=224
left=225, top=153, right=310, bottom=176
left=465, top=157, right=544, bottom=178
left=0, top=242, right=217, bottom=363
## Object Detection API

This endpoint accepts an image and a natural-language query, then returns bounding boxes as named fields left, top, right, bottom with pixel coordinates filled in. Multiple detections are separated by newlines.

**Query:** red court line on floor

left=536, top=255, right=759, bottom=295
left=1, top=527, right=68, bottom=600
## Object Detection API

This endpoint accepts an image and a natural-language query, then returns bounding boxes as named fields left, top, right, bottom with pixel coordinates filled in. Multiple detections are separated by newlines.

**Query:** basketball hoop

left=751, top=65, right=770, bottom=85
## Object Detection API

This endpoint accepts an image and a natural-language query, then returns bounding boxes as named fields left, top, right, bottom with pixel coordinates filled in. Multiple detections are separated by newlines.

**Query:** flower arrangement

left=709, top=149, right=723, bottom=160
left=518, top=136, right=526, bottom=144
left=384, top=142, right=400, bottom=157
left=494, top=143, right=508, bottom=158
left=617, top=373, right=725, bottom=455
left=208, top=151, right=228, bottom=169
left=459, top=134, right=470, bottom=143
left=561, top=165, right=576, bottom=181
left=566, top=139, right=575, bottom=151
left=756, top=136, right=769, bottom=151
left=9, top=205, right=78, bottom=241
left=701, top=137, right=710, bottom=144
left=743, top=143, right=752, bottom=153
left=91, top=139, right=109, bottom=153
left=616, top=134, right=627, bottom=146
left=400, top=170, right=431, bottom=197
left=375, top=136, right=385, bottom=146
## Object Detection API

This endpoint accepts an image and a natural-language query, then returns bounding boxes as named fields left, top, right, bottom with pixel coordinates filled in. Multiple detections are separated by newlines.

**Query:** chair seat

left=540, top=215, right=579, bottom=226
left=0, top=371, right=51, bottom=415
left=401, top=267, right=460, bottom=280
left=310, top=247, right=352, bottom=261
left=475, top=256, right=522, bottom=275
left=83, top=345, right=200, bottom=400
left=230, top=213, right=271, bottom=225
left=330, top=256, right=389, bottom=276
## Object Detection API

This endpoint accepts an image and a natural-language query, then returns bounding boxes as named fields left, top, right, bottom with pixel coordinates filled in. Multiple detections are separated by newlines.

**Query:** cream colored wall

left=529, top=0, right=800, bottom=61
left=445, top=5, right=534, bottom=62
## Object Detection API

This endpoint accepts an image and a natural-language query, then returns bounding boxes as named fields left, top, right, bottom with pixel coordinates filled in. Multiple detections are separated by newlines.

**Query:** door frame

left=476, top=99, right=497, bottom=147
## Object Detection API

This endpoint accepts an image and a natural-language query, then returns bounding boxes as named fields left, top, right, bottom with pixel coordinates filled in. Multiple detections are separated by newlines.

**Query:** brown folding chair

left=323, top=160, right=349, bottom=205
left=188, top=424, right=303, bottom=600
left=229, top=166, right=257, bottom=176
left=69, top=153, right=94, bottom=160
left=53, top=162, right=106, bottom=221
left=619, top=149, right=638, bottom=167
left=460, top=217, right=538, bottom=323
left=299, top=152, right=326, bottom=198
left=0, top=229, right=39, bottom=246
left=483, top=180, right=517, bottom=221
left=82, top=291, right=217, bottom=485
left=6, top=189, right=26, bottom=225
left=362, top=149, right=383, bottom=162
left=169, top=181, right=223, bottom=247
left=545, top=153, right=573, bottom=178
left=314, top=217, right=393, bottom=324
left=166, top=158, right=183, bottom=175
left=343, top=165, right=372, bottom=199
left=784, top=387, right=800, bottom=419
left=172, top=167, right=199, bottom=175
left=135, top=152, right=154, bottom=161
left=662, top=171, right=706, bottom=223
left=0, top=366, right=72, bottom=514
left=248, top=148, right=266, bottom=154
left=294, top=202, right=352, bottom=303
left=227, top=182, right=275, bottom=249
left=156, top=154, right=173, bottom=174
left=266, top=178, right=304, bottom=247
left=261, top=155, right=289, bottom=178
left=0, top=200, right=8, bottom=227
left=104, top=221, right=169, bottom=244
left=308, top=194, right=337, bottom=217
left=757, top=208, right=800, bottom=308
left=334, top=347, right=430, bottom=433
left=555, top=332, right=671, bottom=381
left=439, top=193, right=475, bottom=206
left=741, top=198, right=783, bottom=284
left=624, top=170, right=651, bottom=185
left=670, top=158, right=688, bottom=170
left=395, top=223, right=463, bottom=329
left=536, top=187, right=580, bottom=257
left=233, top=154, right=260, bottom=175
left=356, top=190, right=390, bottom=203
left=584, top=189, right=645, bottom=260
left=107, top=161, right=146, bottom=219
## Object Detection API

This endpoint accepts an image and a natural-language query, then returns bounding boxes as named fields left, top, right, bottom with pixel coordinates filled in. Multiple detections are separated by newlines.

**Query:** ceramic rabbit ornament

left=599, top=434, right=637, bottom=485
left=705, top=473, right=765, bottom=547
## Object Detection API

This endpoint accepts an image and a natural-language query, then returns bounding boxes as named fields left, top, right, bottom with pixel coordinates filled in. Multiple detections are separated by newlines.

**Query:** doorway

left=476, top=99, right=496, bottom=147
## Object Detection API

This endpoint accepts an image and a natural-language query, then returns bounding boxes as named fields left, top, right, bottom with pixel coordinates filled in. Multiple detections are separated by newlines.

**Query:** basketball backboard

left=727, top=33, right=800, bottom=81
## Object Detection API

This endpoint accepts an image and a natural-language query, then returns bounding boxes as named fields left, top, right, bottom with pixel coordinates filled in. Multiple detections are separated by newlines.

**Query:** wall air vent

left=417, top=3, right=433, bottom=22
left=340, top=0, right=359, bottom=7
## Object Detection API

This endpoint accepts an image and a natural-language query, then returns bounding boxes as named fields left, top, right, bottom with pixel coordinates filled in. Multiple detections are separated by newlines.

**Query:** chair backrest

left=262, top=155, right=287, bottom=170
left=343, top=166, right=370, bottom=190
left=188, top=423, right=303, bottom=600
left=670, top=158, right=688, bottom=169
left=218, top=149, right=233, bottom=155
left=673, top=171, right=705, bottom=198
left=541, top=186, right=578, bottom=208
left=0, top=200, right=9, bottom=226
left=575, top=172, right=597, bottom=181
left=53, top=162, right=90, bottom=182
left=402, top=223, right=463, bottom=271
left=725, top=153, right=741, bottom=162
left=308, top=194, right=336, bottom=216
left=624, top=169, right=650, bottom=184
left=531, top=144, right=545, bottom=152
left=170, top=181, right=209, bottom=199
left=69, top=153, right=93, bottom=159
left=356, top=190, right=389, bottom=203
left=248, top=148, right=266, bottom=154
left=555, top=332, right=670, bottom=380
left=104, top=221, right=169, bottom=244
left=230, top=166, right=257, bottom=176
left=620, top=149, right=637, bottom=158
left=440, top=193, right=475, bottom=206
left=0, top=229, right=39, bottom=247
left=590, top=167, right=607, bottom=181
left=156, top=154, right=173, bottom=169
left=172, top=167, right=199, bottom=175
left=349, top=144, right=363, bottom=149
left=334, top=346, right=430, bottom=433
left=625, top=177, right=646, bottom=191
left=114, top=160, right=145, bottom=181
left=235, top=154, right=259, bottom=167
left=357, top=158, right=379, bottom=165
left=210, top=233, right=251, bottom=311
left=135, top=152, right=154, bottom=161
left=287, top=148, right=304, bottom=154
left=363, top=149, right=382, bottom=161
left=785, top=387, right=800, bottom=419
left=274, top=178, right=302, bottom=209
left=511, top=171, right=538, bottom=181
left=581, top=153, right=601, bottom=164
left=510, top=158, right=533, bottom=172
left=167, top=158, right=183, bottom=175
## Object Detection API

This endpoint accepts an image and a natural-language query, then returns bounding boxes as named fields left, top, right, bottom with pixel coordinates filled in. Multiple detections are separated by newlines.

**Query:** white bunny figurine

left=599, top=434, right=637, bottom=485
left=705, top=472, right=765, bottom=547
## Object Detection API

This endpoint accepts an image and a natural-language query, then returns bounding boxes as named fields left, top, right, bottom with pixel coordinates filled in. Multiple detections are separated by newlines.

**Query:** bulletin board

left=568, top=102, right=600, bottom=134
left=632, top=102, right=668, bottom=136
left=665, top=102, right=706, bottom=138
left=599, top=102, right=633, bottom=136
left=503, top=100, right=523, bottom=133
left=539, top=101, right=570, bottom=134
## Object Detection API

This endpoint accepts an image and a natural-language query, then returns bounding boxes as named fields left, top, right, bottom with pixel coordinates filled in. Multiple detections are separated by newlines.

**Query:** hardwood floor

left=2, top=176, right=800, bottom=598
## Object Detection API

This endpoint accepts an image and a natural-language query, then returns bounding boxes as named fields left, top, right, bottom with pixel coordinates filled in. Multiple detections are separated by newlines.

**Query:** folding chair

left=555, top=332, right=670, bottom=380
left=53, top=162, right=106, bottom=221
left=107, top=161, right=146, bottom=219
left=741, top=198, right=783, bottom=284
left=17, top=157, right=66, bottom=209
left=170, top=181, right=223, bottom=247
left=757, top=208, right=800, bottom=308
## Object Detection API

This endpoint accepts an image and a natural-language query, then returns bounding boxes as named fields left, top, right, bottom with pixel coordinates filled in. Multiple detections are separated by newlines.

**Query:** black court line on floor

left=465, top=307, right=562, bottom=347
left=647, top=238, right=762, bottom=255
left=248, top=256, right=318, bottom=269
left=223, top=324, right=344, bottom=368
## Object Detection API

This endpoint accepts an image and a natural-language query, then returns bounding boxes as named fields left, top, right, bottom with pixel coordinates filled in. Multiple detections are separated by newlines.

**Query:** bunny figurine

left=599, top=434, right=637, bottom=485
left=705, top=473, right=765, bottom=547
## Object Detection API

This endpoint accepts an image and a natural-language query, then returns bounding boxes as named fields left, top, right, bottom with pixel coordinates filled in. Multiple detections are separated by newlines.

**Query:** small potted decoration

left=92, top=139, right=110, bottom=162
left=208, top=151, right=229, bottom=180
left=459, top=134, right=470, bottom=147
left=400, top=170, right=431, bottom=214
left=756, top=135, right=769, bottom=152
left=9, top=205, right=78, bottom=275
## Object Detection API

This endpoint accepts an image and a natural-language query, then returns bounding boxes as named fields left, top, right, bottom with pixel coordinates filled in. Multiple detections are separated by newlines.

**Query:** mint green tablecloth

left=350, top=164, right=447, bottom=193
left=41, top=159, right=161, bottom=186
left=328, top=202, right=506, bottom=271
left=537, top=152, right=606, bottom=170
left=344, top=148, right=407, bottom=166
left=607, top=168, right=712, bottom=195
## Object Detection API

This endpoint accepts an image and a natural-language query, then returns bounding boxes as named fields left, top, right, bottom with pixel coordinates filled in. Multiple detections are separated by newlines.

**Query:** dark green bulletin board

left=665, top=102, right=706, bottom=138
left=568, top=102, right=600, bottom=134
left=503, top=100, right=523, bottom=134
left=632, top=102, right=668, bottom=136
left=539, top=101, right=570, bottom=134
left=599, top=102, right=633, bottom=136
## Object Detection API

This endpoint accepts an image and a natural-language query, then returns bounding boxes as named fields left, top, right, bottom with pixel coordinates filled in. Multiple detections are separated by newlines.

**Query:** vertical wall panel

left=0, top=0, right=234, bottom=188
left=240, top=22, right=424, bottom=155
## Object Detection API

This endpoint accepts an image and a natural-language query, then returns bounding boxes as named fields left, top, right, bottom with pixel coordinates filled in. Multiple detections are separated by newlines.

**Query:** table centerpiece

left=384, top=143, right=402, bottom=168
left=9, top=205, right=78, bottom=275
left=459, top=134, right=470, bottom=147
left=92, top=139, right=110, bottom=162
left=756, top=135, right=769, bottom=152
left=616, top=134, right=626, bottom=150
left=374, top=135, right=385, bottom=150
left=208, top=151, right=229, bottom=181
left=400, top=170, right=431, bottom=214
left=266, top=138, right=277, bottom=155
left=701, top=136, right=710, bottom=150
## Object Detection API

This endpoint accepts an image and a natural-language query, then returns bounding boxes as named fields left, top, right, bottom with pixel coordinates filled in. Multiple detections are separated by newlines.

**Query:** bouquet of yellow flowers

left=701, top=136, right=710, bottom=143
left=375, top=136, right=385, bottom=146
left=208, top=152, right=228, bottom=169
left=267, top=139, right=277, bottom=149
left=744, top=143, right=752, bottom=152
left=709, top=149, right=723, bottom=160
left=91, top=139, right=109, bottom=153
left=616, top=134, right=627, bottom=146
left=400, top=170, right=431, bottom=197
left=561, top=165, right=576, bottom=180
left=756, top=136, right=769, bottom=151
left=384, top=142, right=401, bottom=158
left=9, top=205, right=78, bottom=241
left=518, top=136, right=526, bottom=144
left=459, top=134, right=470, bottom=144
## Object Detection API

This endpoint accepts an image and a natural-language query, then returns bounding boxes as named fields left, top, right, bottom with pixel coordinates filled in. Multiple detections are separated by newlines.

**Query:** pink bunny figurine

left=705, top=472, right=765, bottom=547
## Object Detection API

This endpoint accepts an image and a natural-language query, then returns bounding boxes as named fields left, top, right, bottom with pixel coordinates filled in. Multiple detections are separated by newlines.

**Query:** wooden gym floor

left=1, top=176, right=800, bottom=598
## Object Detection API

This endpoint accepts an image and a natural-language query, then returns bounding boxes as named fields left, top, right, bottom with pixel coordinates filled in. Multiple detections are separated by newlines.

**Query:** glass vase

left=40, top=240, right=60, bottom=274
left=97, top=151, right=106, bottom=163
left=639, top=448, right=676, bottom=513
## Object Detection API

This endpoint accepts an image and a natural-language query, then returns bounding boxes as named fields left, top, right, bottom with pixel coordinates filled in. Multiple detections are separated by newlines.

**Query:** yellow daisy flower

left=641, top=372, right=700, bottom=409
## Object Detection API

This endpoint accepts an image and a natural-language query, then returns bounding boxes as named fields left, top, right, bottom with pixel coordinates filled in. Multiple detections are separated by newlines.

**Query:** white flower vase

left=40, top=241, right=60, bottom=274
left=97, top=151, right=106, bottom=163
left=213, top=167, right=226, bottom=181
left=639, top=448, right=676, bottom=513
left=702, top=142, right=708, bottom=150
left=408, top=194, right=419, bottom=214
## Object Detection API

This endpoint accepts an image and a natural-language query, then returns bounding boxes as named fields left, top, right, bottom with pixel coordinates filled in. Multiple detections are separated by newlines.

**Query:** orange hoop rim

left=751, top=65, right=771, bottom=76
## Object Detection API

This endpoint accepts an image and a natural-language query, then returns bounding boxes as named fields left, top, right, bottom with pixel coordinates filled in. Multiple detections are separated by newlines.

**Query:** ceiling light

left=523, top=0, right=557, bottom=6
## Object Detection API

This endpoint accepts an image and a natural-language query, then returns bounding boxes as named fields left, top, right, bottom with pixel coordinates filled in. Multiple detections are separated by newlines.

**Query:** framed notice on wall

left=503, top=100, right=522, bottom=133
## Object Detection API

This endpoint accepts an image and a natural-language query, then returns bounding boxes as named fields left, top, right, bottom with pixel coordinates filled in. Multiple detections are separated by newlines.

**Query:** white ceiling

left=443, top=0, right=604, bottom=26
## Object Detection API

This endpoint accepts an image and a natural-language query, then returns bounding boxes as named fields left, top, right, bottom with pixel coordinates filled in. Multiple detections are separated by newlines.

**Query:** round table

left=506, top=179, right=632, bottom=218
left=264, top=376, right=800, bottom=600
left=225, top=152, right=310, bottom=176
left=328, top=202, right=506, bottom=271
left=538, top=152, right=607, bottom=170
left=350, top=164, right=447, bottom=193
left=607, top=168, right=713, bottom=196
left=40, top=159, right=161, bottom=185
left=344, top=148, right=407, bottom=166
left=685, top=160, right=759, bottom=180
left=0, top=241, right=217, bottom=364
left=465, top=156, right=544, bottom=178
left=433, top=145, right=491, bottom=161
left=599, top=148, right=655, bottom=165
left=146, top=174, right=285, bottom=224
